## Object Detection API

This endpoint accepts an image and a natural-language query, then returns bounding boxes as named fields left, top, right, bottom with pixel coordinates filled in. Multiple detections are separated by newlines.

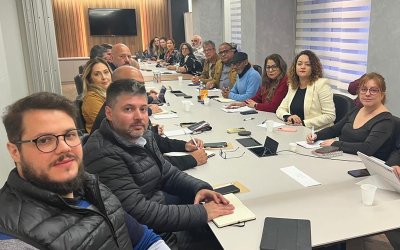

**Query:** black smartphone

left=240, top=110, right=258, bottom=115
left=348, top=169, right=370, bottom=178
left=214, top=184, right=240, bottom=195
left=207, top=153, right=215, bottom=158
left=184, top=95, right=192, bottom=98
left=204, top=142, right=228, bottom=148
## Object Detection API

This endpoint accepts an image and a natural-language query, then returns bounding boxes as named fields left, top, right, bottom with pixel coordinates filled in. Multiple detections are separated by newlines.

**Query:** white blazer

left=276, top=78, right=336, bottom=130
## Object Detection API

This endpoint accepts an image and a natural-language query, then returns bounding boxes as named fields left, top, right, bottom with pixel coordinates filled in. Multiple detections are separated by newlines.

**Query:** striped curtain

left=230, top=0, right=241, bottom=50
left=296, top=0, right=371, bottom=91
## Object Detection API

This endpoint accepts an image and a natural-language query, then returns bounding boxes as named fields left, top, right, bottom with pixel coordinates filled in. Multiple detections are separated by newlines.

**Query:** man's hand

left=148, top=89, right=158, bottom=100
left=320, top=139, right=335, bottom=147
left=192, top=75, right=200, bottom=83
left=149, top=104, right=162, bottom=114
left=203, top=201, right=235, bottom=221
left=194, top=189, right=230, bottom=205
left=190, top=149, right=208, bottom=166
left=205, top=81, right=215, bottom=89
left=185, top=138, right=204, bottom=151
left=222, top=87, right=230, bottom=98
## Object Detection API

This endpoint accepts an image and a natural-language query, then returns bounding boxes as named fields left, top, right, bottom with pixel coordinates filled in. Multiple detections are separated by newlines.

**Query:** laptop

left=357, top=152, right=400, bottom=193
left=248, top=136, right=279, bottom=157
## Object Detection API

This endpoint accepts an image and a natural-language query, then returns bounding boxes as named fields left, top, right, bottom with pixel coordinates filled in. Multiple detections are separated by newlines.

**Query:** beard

left=20, top=153, right=85, bottom=196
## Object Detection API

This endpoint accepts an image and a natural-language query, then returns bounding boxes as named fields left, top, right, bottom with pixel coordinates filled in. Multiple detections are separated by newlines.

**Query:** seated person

left=168, top=42, right=202, bottom=75
left=163, top=38, right=180, bottom=67
left=81, top=58, right=112, bottom=133
left=0, top=92, right=168, bottom=249
left=157, top=37, right=167, bottom=60
left=83, top=80, right=234, bottom=249
left=306, top=72, right=394, bottom=161
left=191, top=40, right=222, bottom=89
left=276, top=50, right=336, bottom=130
left=221, top=52, right=261, bottom=101
left=227, top=53, right=288, bottom=112
left=209, top=42, right=238, bottom=89
left=109, top=43, right=140, bottom=70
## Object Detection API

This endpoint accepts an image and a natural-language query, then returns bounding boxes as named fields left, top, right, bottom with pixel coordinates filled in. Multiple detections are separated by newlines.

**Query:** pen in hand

left=311, top=126, right=316, bottom=142
left=189, top=134, right=200, bottom=149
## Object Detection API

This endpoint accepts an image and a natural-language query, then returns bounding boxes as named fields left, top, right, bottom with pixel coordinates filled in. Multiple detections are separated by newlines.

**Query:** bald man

left=110, top=43, right=140, bottom=70
left=191, top=35, right=205, bottom=62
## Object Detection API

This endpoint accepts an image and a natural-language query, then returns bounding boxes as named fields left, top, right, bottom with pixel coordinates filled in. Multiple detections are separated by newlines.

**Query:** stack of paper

left=221, top=106, right=253, bottom=113
left=212, top=193, right=256, bottom=228
left=152, top=113, right=179, bottom=120
left=214, top=97, right=234, bottom=103
left=257, top=121, right=285, bottom=128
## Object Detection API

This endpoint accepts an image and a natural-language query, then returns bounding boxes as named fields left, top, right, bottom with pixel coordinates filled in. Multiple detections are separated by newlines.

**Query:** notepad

left=212, top=193, right=256, bottom=228
left=152, top=113, right=178, bottom=120
left=214, top=97, right=234, bottom=103
left=164, top=128, right=192, bottom=137
left=296, top=140, right=324, bottom=149
left=221, top=106, right=253, bottom=113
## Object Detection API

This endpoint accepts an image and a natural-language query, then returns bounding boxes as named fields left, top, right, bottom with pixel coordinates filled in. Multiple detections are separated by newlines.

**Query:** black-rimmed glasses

left=266, top=65, right=278, bottom=72
left=14, top=129, right=84, bottom=153
left=219, top=147, right=246, bottom=159
left=359, top=87, right=380, bottom=95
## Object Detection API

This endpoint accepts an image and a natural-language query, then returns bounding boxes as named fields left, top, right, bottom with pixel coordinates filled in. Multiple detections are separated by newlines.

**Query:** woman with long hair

left=163, top=38, right=180, bottom=66
left=276, top=50, right=336, bottom=130
left=81, top=58, right=112, bottom=133
left=147, top=37, right=160, bottom=60
left=169, top=42, right=203, bottom=75
left=228, top=54, right=288, bottom=112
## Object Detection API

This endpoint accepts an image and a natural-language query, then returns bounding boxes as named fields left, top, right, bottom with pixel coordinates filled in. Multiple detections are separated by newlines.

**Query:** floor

left=61, top=82, right=395, bottom=250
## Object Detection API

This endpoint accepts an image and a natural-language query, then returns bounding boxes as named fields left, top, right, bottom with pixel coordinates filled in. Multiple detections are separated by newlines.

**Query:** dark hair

left=358, top=72, right=387, bottom=104
left=203, top=40, right=215, bottom=49
left=261, top=54, right=287, bottom=102
left=288, top=50, right=323, bottom=89
left=100, top=43, right=112, bottom=50
left=106, top=79, right=147, bottom=107
left=89, top=45, right=107, bottom=59
left=3, top=92, right=77, bottom=143
left=179, top=42, right=194, bottom=55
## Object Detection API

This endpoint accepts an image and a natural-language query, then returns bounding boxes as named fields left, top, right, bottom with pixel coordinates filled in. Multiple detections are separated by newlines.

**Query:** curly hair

left=358, top=72, right=387, bottom=104
left=288, top=50, right=323, bottom=89
left=179, top=42, right=194, bottom=55
left=261, top=54, right=287, bottom=102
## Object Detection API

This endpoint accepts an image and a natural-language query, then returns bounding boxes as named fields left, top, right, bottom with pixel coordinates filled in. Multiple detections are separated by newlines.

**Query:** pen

left=311, top=126, right=315, bottom=136
left=243, top=117, right=255, bottom=121
left=170, top=110, right=177, bottom=114
left=189, top=134, right=199, bottom=149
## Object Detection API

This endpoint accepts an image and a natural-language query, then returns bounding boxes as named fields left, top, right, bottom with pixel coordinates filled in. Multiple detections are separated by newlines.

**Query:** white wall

left=0, top=0, right=29, bottom=185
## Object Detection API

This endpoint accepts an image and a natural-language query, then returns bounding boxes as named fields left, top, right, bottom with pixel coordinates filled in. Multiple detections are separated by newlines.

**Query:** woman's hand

left=306, top=133, right=317, bottom=144
left=226, top=102, right=245, bottom=109
left=320, top=139, right=335, bottom=147
left=166, top=65, right=176, bottom=70
left=286, top=115, right=303, bottom=126
left=176, top=66, right=186, bottom=73
left=245, top=99, right=257, bottom=108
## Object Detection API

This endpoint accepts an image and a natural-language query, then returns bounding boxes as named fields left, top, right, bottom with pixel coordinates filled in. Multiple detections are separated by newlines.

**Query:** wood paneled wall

left=52, top=0, right=170, bottom=58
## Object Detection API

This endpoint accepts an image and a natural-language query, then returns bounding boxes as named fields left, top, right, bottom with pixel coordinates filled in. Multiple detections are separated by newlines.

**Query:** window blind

left=230, top=0, right=241, bottom=49
left=296, top=0, right=371, bottom=91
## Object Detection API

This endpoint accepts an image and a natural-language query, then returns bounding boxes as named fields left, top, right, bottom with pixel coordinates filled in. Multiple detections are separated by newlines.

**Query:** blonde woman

left=276, top=50, right=335, bottom=130
left=81, top=58, right=112, bottom=133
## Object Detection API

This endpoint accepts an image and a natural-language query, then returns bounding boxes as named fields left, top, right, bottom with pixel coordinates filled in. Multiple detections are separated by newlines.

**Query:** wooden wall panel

left=52, top=0, right=170, bottom=58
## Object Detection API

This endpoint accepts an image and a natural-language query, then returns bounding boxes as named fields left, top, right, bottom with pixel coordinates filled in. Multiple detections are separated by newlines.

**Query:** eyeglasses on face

left=359, top=87, right=380, bottom=95
left=218, top=49, right=232, bottom=56
left=14, top=129, right=84, bottom=153
left=181, top=47, right=189, bottom=50
left=219, top=147, right=246, bottom=159
left=266, top=65, right=278, bottom=72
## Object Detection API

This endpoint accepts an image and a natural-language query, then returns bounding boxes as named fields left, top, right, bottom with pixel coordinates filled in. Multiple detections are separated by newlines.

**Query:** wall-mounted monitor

left=88, top=8, right=137, bottom=36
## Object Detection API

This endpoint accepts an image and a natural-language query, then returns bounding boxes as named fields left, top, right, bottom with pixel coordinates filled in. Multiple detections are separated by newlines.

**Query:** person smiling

left=276, top=50, right=336, bottom=130
left=306, top=72, right=394, bottom=161
left=227, top=54, right=288, bottom=112
left=174, top=42, right=203, bottom=75
left=81, top=58, right=112, bottom=133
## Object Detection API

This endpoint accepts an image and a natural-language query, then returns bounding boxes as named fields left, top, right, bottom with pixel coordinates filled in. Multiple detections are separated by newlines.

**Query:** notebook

left=212, top=193, right=256, bottom=228
left=260, top=217, right=311, bottom=250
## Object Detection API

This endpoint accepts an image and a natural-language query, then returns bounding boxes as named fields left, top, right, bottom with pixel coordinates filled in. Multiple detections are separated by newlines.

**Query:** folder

left=260, top=217, right=311, bottom=250
left=212, top=193, right=256, bottom=228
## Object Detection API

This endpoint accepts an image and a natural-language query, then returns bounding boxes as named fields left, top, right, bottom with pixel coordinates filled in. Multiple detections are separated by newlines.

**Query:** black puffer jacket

left=83, top=119, right=212, bottom=232
left=0, top=169, right=132, bottom=250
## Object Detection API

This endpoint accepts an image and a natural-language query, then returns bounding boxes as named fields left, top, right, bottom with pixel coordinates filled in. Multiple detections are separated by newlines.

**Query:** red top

left=251, top=76, right=289, bottom=112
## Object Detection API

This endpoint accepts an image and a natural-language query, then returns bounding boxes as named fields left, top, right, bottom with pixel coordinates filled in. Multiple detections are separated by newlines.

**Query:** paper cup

left=178, top=76, right=183, bottom=84
left=184, top=102, right=191, bottom=112
left=361, top=184, right=377, bottom=206
left=203, top=97, right=210, bottom=106
left=289, top=143, right=297, bottom=152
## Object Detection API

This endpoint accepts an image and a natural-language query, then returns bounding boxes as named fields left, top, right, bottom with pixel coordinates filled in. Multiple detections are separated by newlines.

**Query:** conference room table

left=144, top=72, right=400, bottom=249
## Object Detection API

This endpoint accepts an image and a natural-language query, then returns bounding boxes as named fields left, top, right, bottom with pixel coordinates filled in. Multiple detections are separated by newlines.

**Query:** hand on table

left=306, top=133, right=317, bottom=144
left=185, top=138, right=204, bottom=151
left=286, top=115, right=303, bottom=126
left=245, top=99, right=257, bottom=108
left=221, top=87, right=230, bottom=98
left=320, top=139, right=335, bottom=147
left=190, top=149, right=208, bottom=166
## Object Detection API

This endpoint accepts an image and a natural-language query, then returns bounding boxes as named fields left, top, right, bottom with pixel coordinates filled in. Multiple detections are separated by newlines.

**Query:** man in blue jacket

left=222, top=52, right=261, bottom=101
left=0, top=92, right=168, bottom=249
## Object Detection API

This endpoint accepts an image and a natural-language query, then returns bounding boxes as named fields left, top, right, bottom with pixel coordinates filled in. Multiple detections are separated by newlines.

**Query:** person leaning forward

left=83, top=79, right=234, bottom=249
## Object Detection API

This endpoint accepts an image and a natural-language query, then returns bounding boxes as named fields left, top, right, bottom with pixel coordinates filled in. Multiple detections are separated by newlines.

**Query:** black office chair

left=253, top=65, right=262, bottom=76
left=74, top=74, right=84, bottom=98
left=333, top=94, right=355, bottom=124
left=74, top=98, right=87, bottom=133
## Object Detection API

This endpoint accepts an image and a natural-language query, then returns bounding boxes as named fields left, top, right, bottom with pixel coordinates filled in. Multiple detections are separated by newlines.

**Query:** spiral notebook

left=212, top=193, right=256, bottom=228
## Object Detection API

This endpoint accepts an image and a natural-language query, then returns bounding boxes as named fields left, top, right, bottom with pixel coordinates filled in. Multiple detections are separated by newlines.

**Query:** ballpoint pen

left=189, top=134, right=199, bottom=149
left=311, top=126, right=315, bottom=141
left=243, top=117, right=255, bottom=121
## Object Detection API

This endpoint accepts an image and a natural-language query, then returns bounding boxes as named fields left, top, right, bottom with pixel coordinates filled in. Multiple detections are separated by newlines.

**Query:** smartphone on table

left=347, top=169, right=370, bottom=178
left=214, top=184, right=240, bottom=195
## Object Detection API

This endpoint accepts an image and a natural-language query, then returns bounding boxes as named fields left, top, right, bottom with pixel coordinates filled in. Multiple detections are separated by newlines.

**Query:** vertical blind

left=296, top=0, right=371, bottom=91
left=230, top=0, right=241, bottom=50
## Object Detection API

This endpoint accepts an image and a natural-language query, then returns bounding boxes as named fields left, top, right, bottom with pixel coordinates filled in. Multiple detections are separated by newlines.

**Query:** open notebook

left=212, top=193, right=256, bottom=228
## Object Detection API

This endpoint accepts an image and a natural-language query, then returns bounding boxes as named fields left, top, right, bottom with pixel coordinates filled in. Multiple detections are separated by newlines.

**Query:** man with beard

left=83, top=80, right=234, bottom=249
left=0, top=92, right=169, bottom=249
left=109, top=43, right=140, bottom=70
left=191, top=35, right=205, bottom=63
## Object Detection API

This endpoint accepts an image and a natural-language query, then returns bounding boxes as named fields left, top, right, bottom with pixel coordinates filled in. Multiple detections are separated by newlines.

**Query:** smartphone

left=207, top=153, right=216, bottom=158
left=348, top=169, right=370, bottom=178
left=204, top=142, right=228, bottom=148
left=240, top=110, right=258, bottom=115
left=214, top=184, right=240, bottom=195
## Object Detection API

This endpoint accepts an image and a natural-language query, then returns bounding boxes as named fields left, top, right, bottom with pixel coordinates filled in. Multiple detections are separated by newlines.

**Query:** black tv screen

left=88, top=8, right=137, bottom=36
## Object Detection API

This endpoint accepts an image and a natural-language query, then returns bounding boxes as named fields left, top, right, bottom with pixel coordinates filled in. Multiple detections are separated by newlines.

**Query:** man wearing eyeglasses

left=84, top=79, right=234, bottom=249
left=215, top=42, right=238, bottom=90
left=192, top=40, right=223, bottom=89
left=221, top=52, right=261, bottom=101
left=0, top=92, right=169, bottom=249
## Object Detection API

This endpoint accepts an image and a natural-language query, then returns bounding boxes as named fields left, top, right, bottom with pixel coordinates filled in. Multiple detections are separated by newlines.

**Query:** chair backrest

left=74, top=98, right=87, bottom=133
left=392, top=116, right=400, bottom=148
left=253, top=65, right=263, bottom=76
left=333, top=94, right=355, bottom=124
left=74, top=74, right=84, bottom=97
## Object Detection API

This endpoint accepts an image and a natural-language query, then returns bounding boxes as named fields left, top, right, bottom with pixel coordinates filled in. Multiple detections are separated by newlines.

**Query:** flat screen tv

left=88, top=8, right=137, bottom=36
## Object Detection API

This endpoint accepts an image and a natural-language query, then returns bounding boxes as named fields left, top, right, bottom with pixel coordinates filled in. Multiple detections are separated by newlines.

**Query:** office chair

left=73, top=98, right=87, bottom=133
left=333, top=94, right=355, bottom=124
left=253, top=65, right=262, bottom=76
left=74, top=74, right=84, bottom=98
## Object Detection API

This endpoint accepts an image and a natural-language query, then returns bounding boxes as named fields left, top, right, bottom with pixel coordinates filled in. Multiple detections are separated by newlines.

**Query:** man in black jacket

left=84, top=79, right=234, bottom=249
left=0, top=92, right=168, bottom=249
